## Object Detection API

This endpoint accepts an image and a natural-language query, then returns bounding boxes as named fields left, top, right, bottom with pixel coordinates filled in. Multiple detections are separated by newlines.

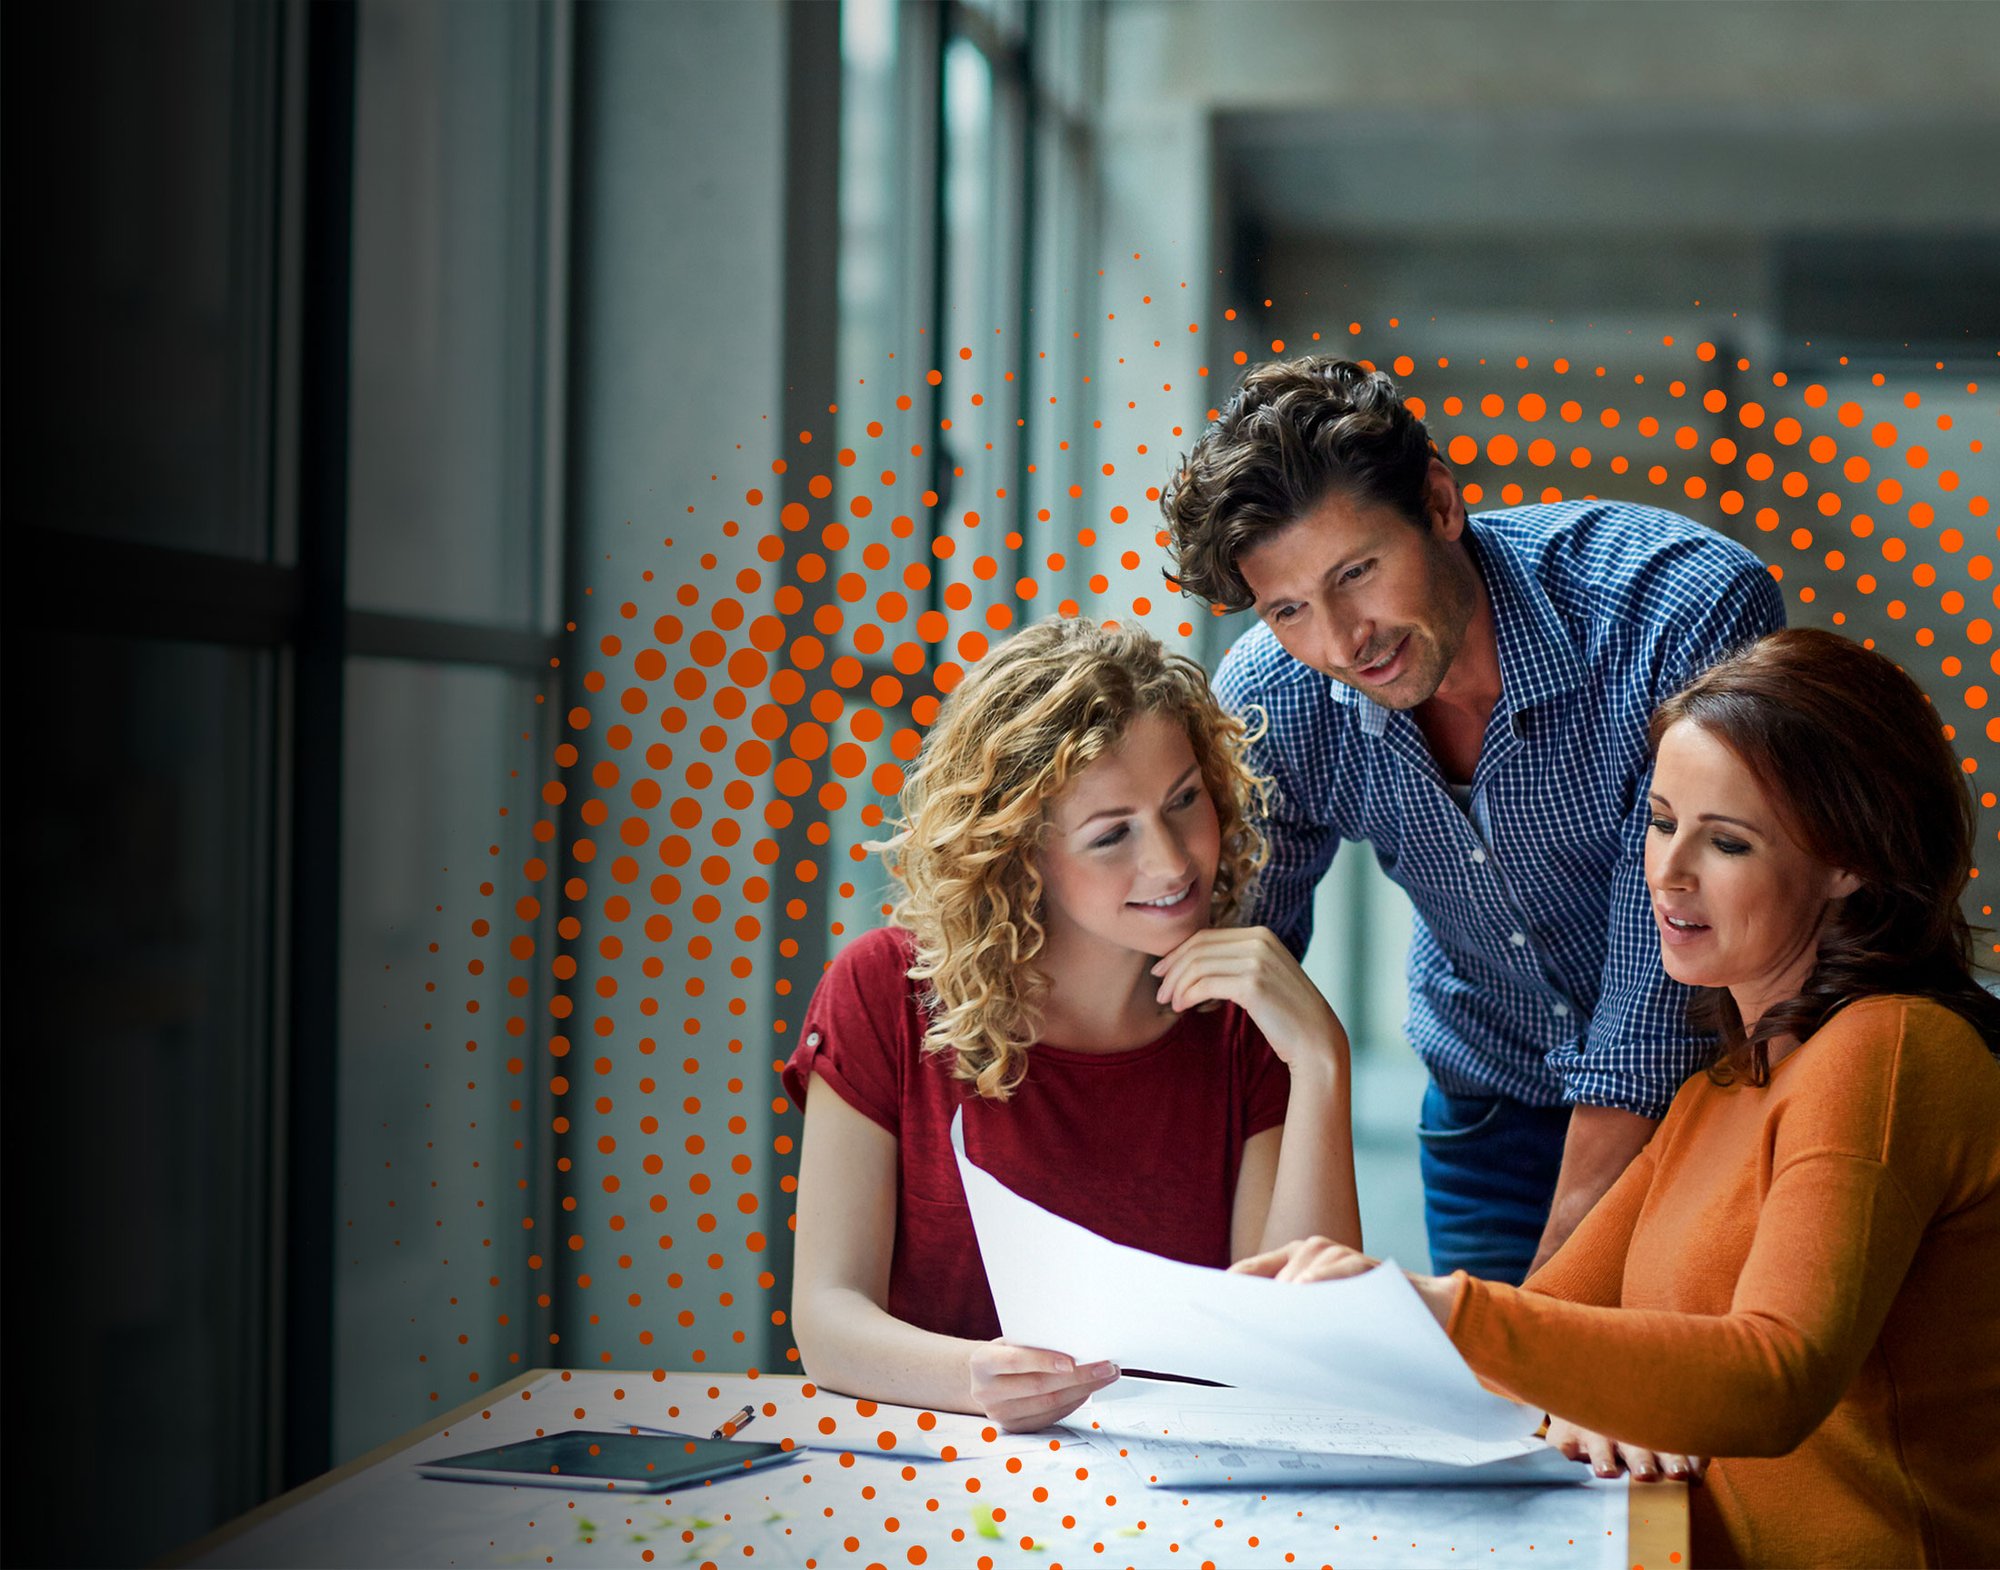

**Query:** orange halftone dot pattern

left=406, top=270, right=1990, bottom=1561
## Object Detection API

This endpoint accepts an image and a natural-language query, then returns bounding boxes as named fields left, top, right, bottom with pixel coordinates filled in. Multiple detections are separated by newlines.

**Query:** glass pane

left=334, top=659, right=546, bottom=1460
left=346, top=0, right=546, bottom=624
left=938, top=35, right=1023, bottom=653
left=1026, top=116, right=1095, bottom=606
left=834, top=0, right=932, bottom=660
left=825, top=726, right=912, bottom=943
left=5, top=637, right=272, bottom=1565
left=5, top=1, right=276, bottom=557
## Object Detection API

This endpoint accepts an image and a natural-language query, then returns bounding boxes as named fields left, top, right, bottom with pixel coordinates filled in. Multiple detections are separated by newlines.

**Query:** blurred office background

left=3, top=2, right=1995, bottom=1563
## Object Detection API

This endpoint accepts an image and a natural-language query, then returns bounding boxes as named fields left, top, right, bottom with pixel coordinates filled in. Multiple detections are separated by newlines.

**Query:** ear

left=1826, top=868, right=1862, bottom=901
left=1424, top=457, right=1469, bottom=543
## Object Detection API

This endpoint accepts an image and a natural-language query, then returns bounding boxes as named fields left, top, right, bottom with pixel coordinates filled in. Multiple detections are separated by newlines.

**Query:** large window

left=4, top=3, right=567, bottom=1560
left=2, top=5, right=1108, bottom=1561
left=822, top=0, right=1103, bottom=949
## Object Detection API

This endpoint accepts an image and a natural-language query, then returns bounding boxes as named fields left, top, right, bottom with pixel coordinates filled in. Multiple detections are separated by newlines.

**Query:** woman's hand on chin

left=967, top=1341, right=1120, bottom=1432
left=1149, top=927, right=1350, bottom=1081
left=1231, top=1237, right=1461, bottom=1327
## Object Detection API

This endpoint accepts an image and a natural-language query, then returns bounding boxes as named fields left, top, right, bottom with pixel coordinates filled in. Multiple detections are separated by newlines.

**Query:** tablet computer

left=417, top=1429, right=795, bottom=1493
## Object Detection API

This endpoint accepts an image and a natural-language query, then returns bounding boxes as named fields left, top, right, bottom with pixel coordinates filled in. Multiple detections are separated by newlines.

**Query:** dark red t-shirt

left=783, top=925, right=1292, bottom=1343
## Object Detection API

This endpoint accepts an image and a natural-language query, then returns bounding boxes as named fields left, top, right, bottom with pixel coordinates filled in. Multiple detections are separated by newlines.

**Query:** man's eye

left=1340, top=561, right=1372, bottom=585
left=1272, top=605, right=1298, bottom=624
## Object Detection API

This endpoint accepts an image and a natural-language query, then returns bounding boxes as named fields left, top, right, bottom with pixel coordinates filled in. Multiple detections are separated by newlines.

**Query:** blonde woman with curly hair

left=785, top=617, right=1362, bottom=1431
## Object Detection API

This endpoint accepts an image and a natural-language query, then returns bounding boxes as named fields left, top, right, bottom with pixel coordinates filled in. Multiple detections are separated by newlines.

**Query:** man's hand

left=1546, top=1415, right=1706, bottom=1483
left=1150, top=927, right=1349, bottom=1080
left=1529, top=1105, right=1658, bottom=1275
left=967, top=1342, right=1119, bottom=1432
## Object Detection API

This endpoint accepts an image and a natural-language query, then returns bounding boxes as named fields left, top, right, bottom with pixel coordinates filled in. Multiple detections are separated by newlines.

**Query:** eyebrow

left=1649, top=794, right=1766, bottom=835
left=1071, top=766, right=1202, bottom=830
left=1256, top=547, right=1374, bottom=614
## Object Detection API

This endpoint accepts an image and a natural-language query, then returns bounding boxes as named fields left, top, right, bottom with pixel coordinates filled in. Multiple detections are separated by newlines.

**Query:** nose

left=1337, top=604, right=1376, bottom=669
left=1651, top=829, right=1697, bottom=893
left=1139, top=817, right=1195, bottom=886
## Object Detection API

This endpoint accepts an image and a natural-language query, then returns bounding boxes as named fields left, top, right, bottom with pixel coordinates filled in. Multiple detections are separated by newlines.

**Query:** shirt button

left=1552, top=1003, right=1570, bottom=1019
left=1469, top=848, right=1487, bottom=864
left=806, top=1031, right=822, bottom=1046
left=1509, top=931, right=1527, bottom=947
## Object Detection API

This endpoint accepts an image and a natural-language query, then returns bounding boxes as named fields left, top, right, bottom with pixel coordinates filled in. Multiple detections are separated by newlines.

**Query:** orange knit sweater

left=1447, top=996, right=2000, bottom=1568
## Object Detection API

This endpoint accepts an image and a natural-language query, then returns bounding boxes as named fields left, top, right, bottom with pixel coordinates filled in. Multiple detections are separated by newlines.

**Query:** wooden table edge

left=1627, top=1477, right=1691, bottom=1569
left=162, top=1368, right=552, bottom=1567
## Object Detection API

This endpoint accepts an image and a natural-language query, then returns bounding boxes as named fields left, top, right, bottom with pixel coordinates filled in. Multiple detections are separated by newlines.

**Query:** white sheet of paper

left=950, top=1110, right=1536, bottom=1445
left=1069, top=1377, right=1579, bottom=1489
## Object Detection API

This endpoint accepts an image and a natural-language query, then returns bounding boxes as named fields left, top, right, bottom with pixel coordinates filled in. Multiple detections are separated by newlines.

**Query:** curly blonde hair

left=875, top=618, right=1269, bottom=1100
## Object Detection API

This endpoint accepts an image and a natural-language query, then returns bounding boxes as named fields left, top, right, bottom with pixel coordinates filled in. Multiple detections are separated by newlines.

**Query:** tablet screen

left=422, top=1429, right=786, bottom=1486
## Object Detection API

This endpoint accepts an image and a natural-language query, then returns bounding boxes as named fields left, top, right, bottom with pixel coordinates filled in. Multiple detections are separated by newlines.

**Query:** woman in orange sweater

left=1239, top=628, right=2000, bottom=1569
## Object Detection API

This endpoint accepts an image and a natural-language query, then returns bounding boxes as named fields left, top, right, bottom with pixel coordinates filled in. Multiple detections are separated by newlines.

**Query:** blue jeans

left=1417, top=1082, right=1571, bottom=1286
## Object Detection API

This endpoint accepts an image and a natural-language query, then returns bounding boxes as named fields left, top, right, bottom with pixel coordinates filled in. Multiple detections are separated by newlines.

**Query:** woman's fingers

left=1584, top=1429, right=1621, bottom=1478
left=1228, top=1237, right=1375, bottom=1282
left=1228, top=1243, right=1296, bottom=1277
left=1548, top=1422, right=1589, bottom=1463
left=987, top=1359, right=1117, bottom=1397
left=1618, top=1444, right=1662, bottom=1482
left=984, top=1365, right=1121, bottom=1431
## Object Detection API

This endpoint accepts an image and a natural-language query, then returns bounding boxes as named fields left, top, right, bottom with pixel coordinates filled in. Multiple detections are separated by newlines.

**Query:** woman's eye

left=1091, top=824, right=1128, bottom=849
left=1648, top=816, right=1674, bottom=836
left=1171, top=786, right=1201, bottom=810
left=1714, top=837, right=1751, bottom=856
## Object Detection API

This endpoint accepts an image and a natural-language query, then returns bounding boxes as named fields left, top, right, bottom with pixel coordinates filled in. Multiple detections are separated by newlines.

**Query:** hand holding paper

left=948, top=1109, right=1537, bottom=1448
left=1231, top=1234, right=1462, bottom=1329
left=967, top=1340, right=1120, bottom=1432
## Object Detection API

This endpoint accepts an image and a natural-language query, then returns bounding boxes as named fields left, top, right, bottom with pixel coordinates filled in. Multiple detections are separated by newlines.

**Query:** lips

left=1353, top=635, right=1409, bottom=685
left=1654, top=907, right=1711, bottom=947
left=1129, top=880, right=1198, bottom=913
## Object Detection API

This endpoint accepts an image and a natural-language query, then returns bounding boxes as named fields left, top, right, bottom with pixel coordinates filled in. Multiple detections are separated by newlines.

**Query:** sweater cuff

left=1440, top=1268, right=1479, bottom=1341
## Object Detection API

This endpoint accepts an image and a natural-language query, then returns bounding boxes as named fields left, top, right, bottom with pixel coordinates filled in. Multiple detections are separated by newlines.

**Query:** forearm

left=1446, top=1277, right=1840, bottom=1457
left=1257, top=1064, right=1363, bottom=1252
left=1530, top=1104, right=1658, bottom=1274
left=791, top=1284, right=987, bottom=1415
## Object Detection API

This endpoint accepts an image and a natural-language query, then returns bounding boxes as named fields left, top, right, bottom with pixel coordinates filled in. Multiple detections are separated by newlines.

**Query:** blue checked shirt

left=1214, top=501, right=1785, bottom=1118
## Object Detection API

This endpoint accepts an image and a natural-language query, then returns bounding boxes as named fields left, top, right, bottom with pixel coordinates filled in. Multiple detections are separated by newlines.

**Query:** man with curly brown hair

left=1161, top=356, right=1784, bottom=1284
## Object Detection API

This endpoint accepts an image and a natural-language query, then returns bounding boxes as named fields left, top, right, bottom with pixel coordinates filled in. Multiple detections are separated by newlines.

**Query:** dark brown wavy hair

left=1650, top=627, right=2000, bottom=1082
left=1159, top=356, right=1437, bottom=611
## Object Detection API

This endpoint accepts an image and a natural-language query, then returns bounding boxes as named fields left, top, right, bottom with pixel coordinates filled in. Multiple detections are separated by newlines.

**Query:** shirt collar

left=1322, top=514, right=1585, bottom=734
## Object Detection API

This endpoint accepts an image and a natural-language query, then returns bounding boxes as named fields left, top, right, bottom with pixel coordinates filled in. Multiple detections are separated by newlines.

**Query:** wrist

left=1283, top=1047, right=1350, bottom=1096
left=1408, top=1270, right=1461, bottom=1330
